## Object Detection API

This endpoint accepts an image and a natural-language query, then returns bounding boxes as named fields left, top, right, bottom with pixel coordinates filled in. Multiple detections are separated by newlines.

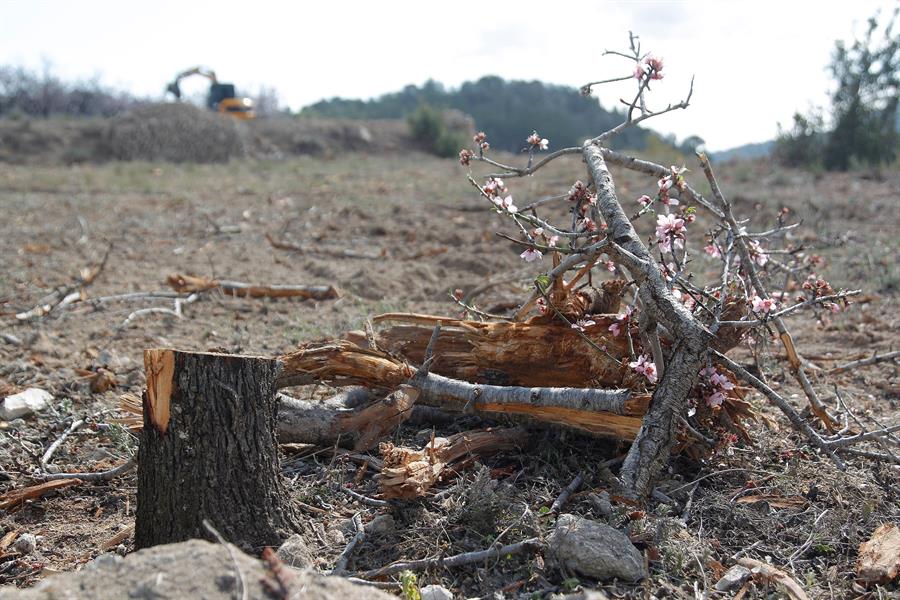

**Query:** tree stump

left=135, top=349, right=301, bottom=551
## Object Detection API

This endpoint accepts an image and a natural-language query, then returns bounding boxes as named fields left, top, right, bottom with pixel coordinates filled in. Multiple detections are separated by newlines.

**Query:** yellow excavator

left=166, top=67, right=255, bottom=120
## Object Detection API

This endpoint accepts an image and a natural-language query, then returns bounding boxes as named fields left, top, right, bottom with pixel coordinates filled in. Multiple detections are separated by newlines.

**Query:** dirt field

left=0, top=150, right=898, bottom=598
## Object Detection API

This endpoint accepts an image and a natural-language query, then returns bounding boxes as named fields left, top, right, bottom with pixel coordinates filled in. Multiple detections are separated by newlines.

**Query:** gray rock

left=84, top=553, right=123, bottom=571
left=420, top=584, right=453, bottom=600
left=13, top=533, right=36, bottom=555
left=715, top=564, right=752, bottom=592
left=365, top=514, right=395, bottom=535
left=277, top=534, right=314, bottom=569
left=587, top=492, right=613, bottom=519
left=0, top=539, right=394, bottom=600
left=0, top=389, right=51, bottom=420
left=548, top=514, right=646, bottom=582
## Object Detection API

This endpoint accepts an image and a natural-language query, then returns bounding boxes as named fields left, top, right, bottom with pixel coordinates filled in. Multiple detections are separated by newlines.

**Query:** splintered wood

left=166, top=273, right=339, bottom=300
left=143, top=349, right=174, bottom=434
left=0, top=479, right=82, bottom=510
left=380, top=427, right=528, bottom=499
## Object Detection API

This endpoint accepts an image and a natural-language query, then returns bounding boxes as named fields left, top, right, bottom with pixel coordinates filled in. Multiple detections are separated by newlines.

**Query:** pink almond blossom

left=520, top=248, right=543, bottom=262
left=571, top=319, right=596, bottom=332
left=655, top=214, right=686, bottom=252
left=629, top=355, right=658, bottom=384
left=751, top=295, right=778, bottom=314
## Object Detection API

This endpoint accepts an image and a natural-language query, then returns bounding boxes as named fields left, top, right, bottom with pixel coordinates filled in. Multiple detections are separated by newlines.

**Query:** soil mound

left=106, top=103, right=246, bottom=163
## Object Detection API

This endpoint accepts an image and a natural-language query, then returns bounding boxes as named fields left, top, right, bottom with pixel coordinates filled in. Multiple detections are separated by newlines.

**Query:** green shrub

left=407, top=104, right=465, bottom=158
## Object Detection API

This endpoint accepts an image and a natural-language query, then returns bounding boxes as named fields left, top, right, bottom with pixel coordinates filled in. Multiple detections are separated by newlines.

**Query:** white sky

left=2, top=0, right=897, bottom=150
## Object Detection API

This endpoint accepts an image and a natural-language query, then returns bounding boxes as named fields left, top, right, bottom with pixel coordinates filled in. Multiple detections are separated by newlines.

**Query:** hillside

left=301, top=76, right=655, bottom=152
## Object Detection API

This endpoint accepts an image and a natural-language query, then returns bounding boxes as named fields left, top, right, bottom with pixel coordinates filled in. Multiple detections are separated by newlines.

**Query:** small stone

left=0, top=388, right=52, bottom=420
left=277, top=534, right=314, bottom=569
left=116, top=544, right=127, bottom=556
left=13, top=533, right=37, bottom=555
left=365, top=515, right=395, bottom=535
left=84, top=552, right=124, bottom=570
left=420, top=584, right=454, bottom=600
left=326, top=529, right=345, bottom=546
left=548, top=514, right=647, bottom=582
left=715, top=564, right=752, bottom=592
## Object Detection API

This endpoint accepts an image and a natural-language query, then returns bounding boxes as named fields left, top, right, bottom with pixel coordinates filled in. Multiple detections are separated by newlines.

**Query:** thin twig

left=550, top=473, right=583, bottom=514
left=354, top=537, right=544, bottom=579
left=40, top=419, right=85, bottom=471
left=828, top=350, right=900, bottom=374
left=331, top=512, right=365, bottom=575
left=40, top=458, right=136, bottom=482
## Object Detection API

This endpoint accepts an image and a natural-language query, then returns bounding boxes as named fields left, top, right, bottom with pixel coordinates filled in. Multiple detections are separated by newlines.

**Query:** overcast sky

left=2, top=0, right=897, bottom=150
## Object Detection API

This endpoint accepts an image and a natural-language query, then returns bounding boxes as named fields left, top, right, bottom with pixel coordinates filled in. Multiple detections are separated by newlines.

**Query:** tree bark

left=583, top=142, right=712, bottom=498
left=136, top=349, right=301, bottom=552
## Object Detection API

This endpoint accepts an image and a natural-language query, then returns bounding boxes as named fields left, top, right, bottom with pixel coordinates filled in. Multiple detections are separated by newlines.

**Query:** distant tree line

left=776, top=9, right=899, bottom=171
left=301, top=76, right=657, bottom=152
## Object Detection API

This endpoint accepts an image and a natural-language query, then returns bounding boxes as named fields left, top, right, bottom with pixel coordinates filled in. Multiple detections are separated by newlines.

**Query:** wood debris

left=379, top=427, right=528, bottom=499
left=0, top=479, right=82, bottom=511
left=166, top=273, right=339, bottom=300
left=857, top=522, right=900, bottom=585
left=737, top=557, right=809, bottom=600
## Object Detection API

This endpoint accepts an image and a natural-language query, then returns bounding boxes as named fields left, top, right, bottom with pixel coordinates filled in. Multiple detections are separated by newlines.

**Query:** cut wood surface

left=380, top=427, right=528, bottom=499
left=167, top=273, right=339, bottom=300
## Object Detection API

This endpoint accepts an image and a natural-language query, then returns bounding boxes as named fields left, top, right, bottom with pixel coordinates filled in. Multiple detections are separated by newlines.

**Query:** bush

left=774, top=111, right=826, bottom=168
left=407, top=104, right=466, bottom=158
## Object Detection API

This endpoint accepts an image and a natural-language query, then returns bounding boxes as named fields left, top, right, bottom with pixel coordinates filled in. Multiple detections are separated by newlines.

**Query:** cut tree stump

left=136, top=349, right=301, bottom=552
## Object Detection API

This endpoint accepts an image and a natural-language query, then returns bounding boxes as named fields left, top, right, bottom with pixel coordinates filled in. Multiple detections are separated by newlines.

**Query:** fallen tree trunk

left=277, top=341, right=653, bottom=439
left=276, top=385, right=419, bottom=451
left=136, top=349, right=302, bottom=551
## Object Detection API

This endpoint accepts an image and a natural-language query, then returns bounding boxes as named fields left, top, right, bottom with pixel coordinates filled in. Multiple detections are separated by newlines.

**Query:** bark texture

left=584, top=142, right=712, bottom=498
left=136, top=350, right=301, bottom=552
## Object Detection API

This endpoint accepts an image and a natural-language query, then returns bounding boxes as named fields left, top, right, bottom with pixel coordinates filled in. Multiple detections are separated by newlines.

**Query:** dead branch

left=698, top=154, right=836, bottom=431
left=40, top=418, right=85, bottom=471
left=737, top=557, right=810, bottom=600
left=275, top=385, right=418, bottom=451
left=0, top=479, right=81, bottom=510
left=39, top=458, right=135, bottom=482
left=354, top=537, right=545, bottom=579
left=549, top=473, right=583, bottom=514
left=829, top=350, right=900, bottom=374
left=15, top=244, right=112, bottom=320
left=167, top=273, right=339, bottom=300
left=331, top=512, right=365, bottom=575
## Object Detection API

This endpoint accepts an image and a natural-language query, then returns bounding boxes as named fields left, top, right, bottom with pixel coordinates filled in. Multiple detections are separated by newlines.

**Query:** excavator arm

left=165, top=67, right=218, bottom=100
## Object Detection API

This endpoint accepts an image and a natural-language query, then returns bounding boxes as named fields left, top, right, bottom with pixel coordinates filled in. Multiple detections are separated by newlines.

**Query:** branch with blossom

left=455, top=33, right=893, bottom=497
